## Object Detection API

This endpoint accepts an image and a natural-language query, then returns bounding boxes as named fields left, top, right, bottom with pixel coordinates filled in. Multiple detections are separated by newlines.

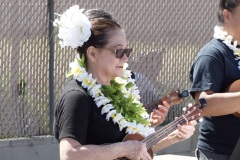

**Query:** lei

left=213, top=25, right=240, bottom=70
left=67, top=55, right=155, bottom=137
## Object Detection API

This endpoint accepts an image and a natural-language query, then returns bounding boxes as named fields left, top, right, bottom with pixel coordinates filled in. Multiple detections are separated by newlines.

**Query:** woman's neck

left=223, top=25, right=240, bottom=43
left=87, top=66, right=112, bottom=85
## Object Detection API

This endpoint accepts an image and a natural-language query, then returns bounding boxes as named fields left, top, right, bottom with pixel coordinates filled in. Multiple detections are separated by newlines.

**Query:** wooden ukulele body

left=122, top=134, right=154, bottom=159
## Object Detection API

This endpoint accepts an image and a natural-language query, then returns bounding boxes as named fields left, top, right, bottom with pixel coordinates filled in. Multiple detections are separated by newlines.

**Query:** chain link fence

left=0, top=0, right=218, bottom=138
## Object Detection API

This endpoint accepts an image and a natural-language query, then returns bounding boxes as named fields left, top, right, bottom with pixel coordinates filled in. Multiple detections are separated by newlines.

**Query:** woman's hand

left=174, top=120, right=197, bottom=141
left=150, top=101, right=170, bottom=127
left=123, top=140, right=152, bottom=160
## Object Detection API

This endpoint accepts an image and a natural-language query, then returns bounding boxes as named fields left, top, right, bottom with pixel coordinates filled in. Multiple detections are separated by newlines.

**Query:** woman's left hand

left=175, top=120, right=197, bottom=141
left=150, top=101, right=170, bottom=127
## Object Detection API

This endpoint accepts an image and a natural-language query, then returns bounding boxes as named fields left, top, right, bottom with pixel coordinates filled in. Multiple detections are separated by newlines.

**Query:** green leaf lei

left=101, top=80, right=150, bottom=125
left=67, top=55, right=153, bottom=136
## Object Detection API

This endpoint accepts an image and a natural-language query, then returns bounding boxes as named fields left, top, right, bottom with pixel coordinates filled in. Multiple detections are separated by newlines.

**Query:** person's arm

left=195, top=90, right=240, bottom=116
left=60, top=137, right=152, bottom=160
left=152, top=120, right=197, bottom=153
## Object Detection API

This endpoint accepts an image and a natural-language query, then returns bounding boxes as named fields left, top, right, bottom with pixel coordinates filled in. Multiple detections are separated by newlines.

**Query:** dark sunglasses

left=94, top=46, right=132, bottom=58
left=114, top=48, right=132, bottom=58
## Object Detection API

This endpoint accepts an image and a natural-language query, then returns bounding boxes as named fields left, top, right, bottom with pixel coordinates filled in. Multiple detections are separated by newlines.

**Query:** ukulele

left=144, top=89, right=189, bottom=114
left=225, top=79, right=240, bottom=118
left=116, top=102, right=205, bottom=160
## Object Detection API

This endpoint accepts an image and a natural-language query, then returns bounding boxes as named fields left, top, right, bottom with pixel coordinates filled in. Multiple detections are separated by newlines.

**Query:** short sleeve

left=55, top=89, right=91, bottom=144
left=189, top=54, right=224, bottom=98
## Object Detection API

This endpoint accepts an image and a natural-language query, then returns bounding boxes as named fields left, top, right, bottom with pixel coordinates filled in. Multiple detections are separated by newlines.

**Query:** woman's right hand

left=123, top=140, right=152, bottom=160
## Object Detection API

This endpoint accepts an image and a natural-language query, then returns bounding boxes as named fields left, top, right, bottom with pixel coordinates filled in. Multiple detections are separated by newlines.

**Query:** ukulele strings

left=145, top=104, right=201, bottom=149
left=143, top=116, right=185, bottom=148
left=144, top=115, right=193, bottom=149
left=116, top=117, right=186, bottom=160
left=116, top=115, right=193, bottom=160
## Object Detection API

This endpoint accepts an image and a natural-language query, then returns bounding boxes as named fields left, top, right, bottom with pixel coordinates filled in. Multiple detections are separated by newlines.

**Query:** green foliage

left=101, top=79, right=150, bottom=126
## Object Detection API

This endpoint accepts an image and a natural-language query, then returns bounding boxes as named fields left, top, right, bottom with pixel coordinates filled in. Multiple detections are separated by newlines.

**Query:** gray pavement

left=154, top=151, right=197, bottom=160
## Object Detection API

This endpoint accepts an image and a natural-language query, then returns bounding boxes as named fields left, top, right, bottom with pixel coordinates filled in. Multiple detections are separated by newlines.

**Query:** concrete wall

left=0, top=135, right=59, bottom=160
left=0, top=124, right=199, bottom=160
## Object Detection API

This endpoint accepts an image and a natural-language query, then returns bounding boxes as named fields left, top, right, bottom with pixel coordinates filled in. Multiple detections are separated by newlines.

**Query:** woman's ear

left=86, top=46, right=97, bottom=62
left=223, top=9, right=231, bottom=23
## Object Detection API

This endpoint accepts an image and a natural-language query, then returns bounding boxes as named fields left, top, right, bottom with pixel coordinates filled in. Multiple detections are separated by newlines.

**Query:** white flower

left=69, top=61, right=87, bottom=79
left=123, top=63, right=128, bottom=70
left=112, top=113, right=124, bottom=124
left=82, top=74, right=96, bottom=90
left=106, top=110, right=116, bottom=121
left=76, top=73, right=88, bottom=83
left=119, top=118, right=128, bottom=130
left=101, top=104, right=114, bottom=114
left=121, top=87, right=128, bottom=95
left=54, top=5, right=92, bottom=48
left=223, top=35, right=233, bottom=46
left=131, top=87, right=141, bottom=100
left=213, top=25, right=240, bottom=71
left=95, top=96, right=110, bottom=107
left=90, top=84, right=102, bottom=98
left=135, top=123, right=145, bottom=134
left=122, top=69, right=132, bottom=79
left=126, top=121, right=137, bottom=134
left=128, top=78, right=135, bottom=84
left=141, top=112, right=149, bottom=119
left=142, top=127, right=155, bottom=137
left=234, top=41, right=238, bottom=48
left=213, top=25, right=227, bottom=40
left=126, top=125, right=134, bottom=134
left=115, top=77, right=127, bottom=85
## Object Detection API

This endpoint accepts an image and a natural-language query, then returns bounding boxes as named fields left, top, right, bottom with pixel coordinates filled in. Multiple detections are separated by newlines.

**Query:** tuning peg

left=188, top=103, right=193, bottom=108
left=182, top=103, right=193, bottom=112
left=182, top=107, right=187, bottom=112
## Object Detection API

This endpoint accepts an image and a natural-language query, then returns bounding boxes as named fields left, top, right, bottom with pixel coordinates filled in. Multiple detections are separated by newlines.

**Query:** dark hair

left=218, top=0, right=240, bottom=23
left=76, top=9, right=122, bottom=56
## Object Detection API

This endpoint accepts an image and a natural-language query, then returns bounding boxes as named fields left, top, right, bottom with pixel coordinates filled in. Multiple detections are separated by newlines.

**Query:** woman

left=54, top=5, right=196, bottom=160
left=189, top=0, right=240, bottom=159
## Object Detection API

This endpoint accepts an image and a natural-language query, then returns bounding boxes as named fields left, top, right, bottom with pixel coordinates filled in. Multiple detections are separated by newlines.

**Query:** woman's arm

left=152, top=120, right=197, bottom=153
left=60, top=137, right=152, bottom=160
left=195, top=90, right=240, bottom=116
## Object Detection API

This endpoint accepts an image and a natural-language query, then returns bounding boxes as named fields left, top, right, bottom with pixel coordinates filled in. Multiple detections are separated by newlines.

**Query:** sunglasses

left=94, top=46, right=132, bottom=58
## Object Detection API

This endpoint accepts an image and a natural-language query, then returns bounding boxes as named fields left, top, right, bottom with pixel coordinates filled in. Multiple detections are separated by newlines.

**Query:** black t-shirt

left=54, top=79, right=126, bottom=145
left=189, top=38, right=240, bottom=155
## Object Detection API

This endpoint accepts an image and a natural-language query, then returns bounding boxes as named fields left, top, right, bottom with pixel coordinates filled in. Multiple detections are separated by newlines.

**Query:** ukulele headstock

left=182, top=100, right=206, bottom=123
left=144, top=89, right=189, bottom=113
left=161, top=89, right=189, bottom=106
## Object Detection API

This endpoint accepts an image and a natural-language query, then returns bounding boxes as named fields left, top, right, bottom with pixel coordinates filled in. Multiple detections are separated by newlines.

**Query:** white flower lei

left=53, top=5, right=92, bottom=49
left=213, top=25, right=240, bottom=70
left=67, top=55, right=155, bottom=137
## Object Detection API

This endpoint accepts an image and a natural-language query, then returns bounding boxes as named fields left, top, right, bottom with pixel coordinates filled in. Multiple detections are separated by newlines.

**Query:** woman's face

left=227, top=6, right=240, bottom=36
left=94, top=29, right=129, bottom=82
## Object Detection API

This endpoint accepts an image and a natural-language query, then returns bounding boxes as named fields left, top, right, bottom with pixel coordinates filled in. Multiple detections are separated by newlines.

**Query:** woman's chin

left=115, top=71, right=123, bottom=77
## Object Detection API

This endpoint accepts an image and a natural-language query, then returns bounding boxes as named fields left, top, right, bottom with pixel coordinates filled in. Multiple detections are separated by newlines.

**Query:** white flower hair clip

left=53, top=5, right=92, bottom=49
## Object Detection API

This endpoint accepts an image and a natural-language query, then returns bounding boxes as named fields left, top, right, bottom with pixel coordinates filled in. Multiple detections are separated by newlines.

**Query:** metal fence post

left=48, top=0, right=55, bottom=135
